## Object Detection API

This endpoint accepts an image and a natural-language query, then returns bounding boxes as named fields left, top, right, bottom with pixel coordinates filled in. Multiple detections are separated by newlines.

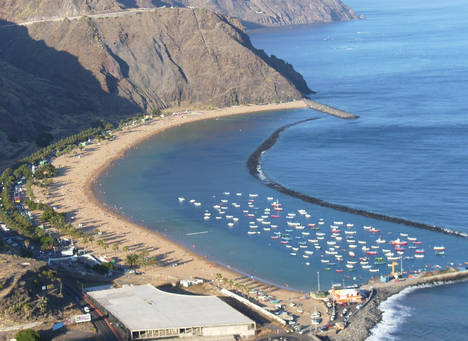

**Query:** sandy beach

left=34, top=100, right=314, bottom=305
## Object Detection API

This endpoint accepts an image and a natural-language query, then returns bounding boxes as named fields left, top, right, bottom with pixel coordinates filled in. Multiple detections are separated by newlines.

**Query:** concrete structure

left=330, top=288, right=363, bottom=304
left=86, top=284, right=255, bottom=340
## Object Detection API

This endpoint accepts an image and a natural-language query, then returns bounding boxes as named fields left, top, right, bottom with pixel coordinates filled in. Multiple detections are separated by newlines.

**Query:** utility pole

left=317, top=271, right=320, bottom=292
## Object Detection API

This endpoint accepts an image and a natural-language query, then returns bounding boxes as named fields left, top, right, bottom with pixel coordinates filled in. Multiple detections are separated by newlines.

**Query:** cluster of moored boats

left=178, top=193, right=447, bottom=274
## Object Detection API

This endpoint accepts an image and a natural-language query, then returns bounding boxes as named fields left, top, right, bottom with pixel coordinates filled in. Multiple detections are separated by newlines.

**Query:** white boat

left=227, top=223, right=234, bottom=227
left=305, top=262, right=310, bottom=266
left=247, top=231, right=256, bottom=235
left=249, top=193, right=259, bottom=197
left=321, top=259, right=330, bottom=263
left=346, top=264, right=354, bottom=269
left=363, top=225, right=372, bottom=230
left=346, top=223, right=354, bottom=228
left=344, top=230, right=356, bottom=235
left=236, top=193, right=242, bottom=196
left=348, top=244, right=357, bottom=249
left=250, top=225, right=258, bottom=229
left=362, top=265, right=371, bottom=269
left=407, top=237, right=417, bottom=241
left=178, top=197, right=185, bottom=202
left=415, top=254, right=425, bottom=258
left=400, top=233, right=408, bottom=237
left=369, top=268, right=379, bottom=273
left=376, top=237, right=386, bottom=244
left=302, top=255, right=309, bottom=259
left=314, top=245, right=322, bottom=249
left=334, top=221, right=344, bottom=225
left=305, top=250, right=314, bottom=255
left=263, top=227, right=271, bottom=231
left=194, top=202, right=201, bottom=207
left=358, top=240, right=367, bottom=244
left=327, top=241, right=337, bottom=245
left=290, top=252, right=297, bottom=256
left=203, top=216, right=210, bottom=220
left=226, top=215, right=233, bottom=219
left=271, top=224, right=278, bottom=228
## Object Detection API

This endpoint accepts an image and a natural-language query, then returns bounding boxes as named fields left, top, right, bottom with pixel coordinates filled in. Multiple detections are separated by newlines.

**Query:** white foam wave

left=366, top=281, right=462, bottom=341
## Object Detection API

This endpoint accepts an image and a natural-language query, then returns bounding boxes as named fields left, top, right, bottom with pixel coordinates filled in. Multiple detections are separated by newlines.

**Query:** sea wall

left=247, top=117, right=468, bottom=239
left=332, top=270, right=468, bottom=341
left=303, top=98, right=359, bottom=119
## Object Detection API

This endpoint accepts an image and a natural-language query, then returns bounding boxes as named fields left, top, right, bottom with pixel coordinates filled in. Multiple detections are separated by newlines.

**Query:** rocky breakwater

left=330, top=269, right=468, bottom=341
left=303, top=98, right=359, bottom=119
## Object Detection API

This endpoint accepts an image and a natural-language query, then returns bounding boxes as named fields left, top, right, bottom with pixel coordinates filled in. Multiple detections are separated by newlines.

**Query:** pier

left=303, top=98, right=359, bottom=119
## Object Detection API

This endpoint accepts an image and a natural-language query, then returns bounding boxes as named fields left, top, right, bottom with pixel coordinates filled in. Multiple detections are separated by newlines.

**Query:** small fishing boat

left=391, top=238, right=408, bottom=246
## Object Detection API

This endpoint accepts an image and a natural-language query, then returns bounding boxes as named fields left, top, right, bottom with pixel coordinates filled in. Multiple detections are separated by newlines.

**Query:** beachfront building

left=330, top=288, right=363, bottom=304
left=86, top=284, right=256, bottom=340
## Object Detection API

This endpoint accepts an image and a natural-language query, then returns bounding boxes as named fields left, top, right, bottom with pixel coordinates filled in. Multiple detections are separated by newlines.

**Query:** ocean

left=95, top=0, right=468, bottom=339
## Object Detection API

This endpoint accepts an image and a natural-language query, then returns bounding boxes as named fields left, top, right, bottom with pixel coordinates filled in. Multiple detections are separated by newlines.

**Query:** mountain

left=1, top=0, right=357, bottom=27
left=0, top=7, right=311, bottom=167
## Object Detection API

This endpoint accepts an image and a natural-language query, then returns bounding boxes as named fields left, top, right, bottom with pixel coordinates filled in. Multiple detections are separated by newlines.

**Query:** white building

left=86, top=284, right=256, bottom=340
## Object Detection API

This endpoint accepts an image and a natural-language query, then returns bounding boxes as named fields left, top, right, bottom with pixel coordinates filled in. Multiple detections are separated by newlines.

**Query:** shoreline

left=331, top=269, right=468, bottom=341
left=37, top=100, right=311, bottom=301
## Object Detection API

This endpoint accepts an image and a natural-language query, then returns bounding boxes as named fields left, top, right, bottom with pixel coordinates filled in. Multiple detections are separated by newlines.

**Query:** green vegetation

left=15, top=329, right=42, bottom=341
left=1, top=112, right=157, bottom=259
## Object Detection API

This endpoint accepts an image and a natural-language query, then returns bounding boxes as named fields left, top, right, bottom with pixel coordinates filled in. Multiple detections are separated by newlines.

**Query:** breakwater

left=333, top=269, right=468, bottom=341
left=303, top=98, right=359, bottom=119
left=246, top=118, right=468, bottom=239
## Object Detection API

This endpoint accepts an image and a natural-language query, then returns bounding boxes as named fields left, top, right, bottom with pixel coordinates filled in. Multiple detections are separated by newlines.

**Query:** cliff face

left=173, top=0, right=358, bottom=26
left=1, top=0, right=357, bottom=27
left=0, top=8, right=311, bottom=166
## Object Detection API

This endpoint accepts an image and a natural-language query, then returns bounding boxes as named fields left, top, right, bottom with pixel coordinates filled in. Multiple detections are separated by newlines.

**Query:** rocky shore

left=330, top=269, right=468, bottom=341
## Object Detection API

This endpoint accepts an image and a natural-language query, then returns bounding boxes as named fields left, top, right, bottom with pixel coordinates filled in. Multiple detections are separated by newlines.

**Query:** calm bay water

left=96, top=0, right=468, bottom=338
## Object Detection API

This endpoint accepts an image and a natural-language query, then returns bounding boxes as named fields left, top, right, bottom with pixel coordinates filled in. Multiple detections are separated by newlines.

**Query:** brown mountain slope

left=0, top=8, right=311, bottom=166
left=1, top=0, right=357, bottom=26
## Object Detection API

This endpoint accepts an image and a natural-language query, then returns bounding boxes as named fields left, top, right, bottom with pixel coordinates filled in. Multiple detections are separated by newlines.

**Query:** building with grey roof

left=86, top=284, right=256, bottom=340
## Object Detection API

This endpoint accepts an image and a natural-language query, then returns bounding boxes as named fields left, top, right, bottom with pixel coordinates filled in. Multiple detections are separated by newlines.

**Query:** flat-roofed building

left=86, top=284, right=256, bottom=340
left=330, top=288, right=363, bottom=304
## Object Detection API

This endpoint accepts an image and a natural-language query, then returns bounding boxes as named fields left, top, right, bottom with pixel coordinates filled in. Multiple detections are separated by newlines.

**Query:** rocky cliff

left=1, top=0, right=357, bottom=27
left=0, top=7, right=311, bottom=166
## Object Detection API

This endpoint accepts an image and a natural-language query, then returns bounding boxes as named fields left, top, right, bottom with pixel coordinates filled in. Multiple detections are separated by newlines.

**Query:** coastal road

left=62, top=283, right=120, bottom=341
left=0, top=7, right=162, bottom=29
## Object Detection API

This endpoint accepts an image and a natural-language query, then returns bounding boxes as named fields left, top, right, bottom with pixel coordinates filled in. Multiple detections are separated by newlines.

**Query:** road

left=0, top=7, right=160, bottom=28
left=62, top=283, right=120, bottom=341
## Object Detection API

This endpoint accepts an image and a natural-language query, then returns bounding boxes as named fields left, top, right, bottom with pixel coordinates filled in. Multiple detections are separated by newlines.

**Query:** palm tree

left=112, top=243, right=120, bottom=256
left=123, top=245, right=129, bottom=253
left=126, top=253, right=139, bottom=268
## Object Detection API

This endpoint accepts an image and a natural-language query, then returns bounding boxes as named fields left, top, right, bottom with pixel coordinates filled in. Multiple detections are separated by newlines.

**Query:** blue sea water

left=95, top=0, right=468, bottom=338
